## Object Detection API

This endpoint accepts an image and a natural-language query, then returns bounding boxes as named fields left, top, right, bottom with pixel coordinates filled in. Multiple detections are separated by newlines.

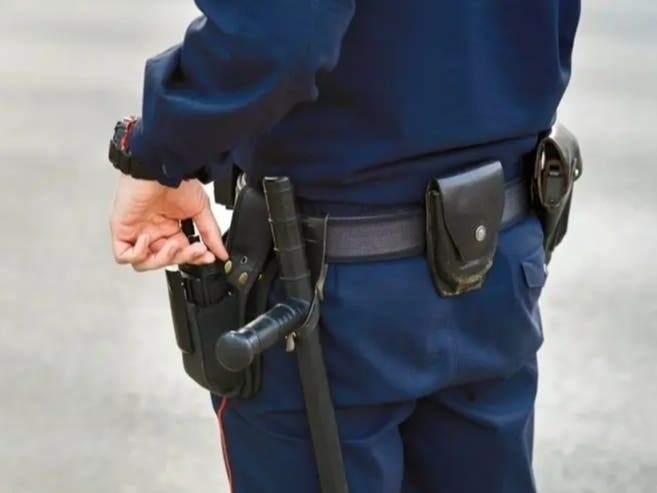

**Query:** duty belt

left=216, top=168, right=531, bottom=265
left=303, top=179, right=530, bottom=263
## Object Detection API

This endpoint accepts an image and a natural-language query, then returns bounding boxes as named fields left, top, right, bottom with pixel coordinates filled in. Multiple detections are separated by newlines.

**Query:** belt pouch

left=165, top=186, right=274, bottom=398
left=533, top=123, right=583, bottom=262
left=425, top=161, right=504, bottom=296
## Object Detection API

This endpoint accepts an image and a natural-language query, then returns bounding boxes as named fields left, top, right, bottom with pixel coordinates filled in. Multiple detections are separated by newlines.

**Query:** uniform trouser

left=211, top=215, right=547, bottom=493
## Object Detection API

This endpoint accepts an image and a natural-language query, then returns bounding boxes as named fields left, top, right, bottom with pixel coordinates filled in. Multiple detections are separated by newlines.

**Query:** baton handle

left=215, top=299, right=308, bottom=372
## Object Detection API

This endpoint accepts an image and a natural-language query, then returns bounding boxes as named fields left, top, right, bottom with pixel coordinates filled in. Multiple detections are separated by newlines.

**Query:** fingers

left=149, top=237, right=169, bottom=254
left=140, top=220, right=181, bottom=245
left=109, top=183, right=226, bottom=271
left=116, top=229, right=218, bottom=272
left=132, top=236, right=210, bottom=272
left=111, top=218, right=179, bottom=258
left=171, top=241, right=211, bottom=266
left=131, top=237, right=183, bottom=272
left=113, top=234, right=150, bottom=265
left=193, top=205, right=229, bottom=261
left=149, top=234, right=216, bottom=265
left=186, top=250, right=216, bottom=265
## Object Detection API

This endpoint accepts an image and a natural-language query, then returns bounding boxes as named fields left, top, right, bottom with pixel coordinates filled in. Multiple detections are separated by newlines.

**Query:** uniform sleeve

left=128, top=0, right=356, bottom=187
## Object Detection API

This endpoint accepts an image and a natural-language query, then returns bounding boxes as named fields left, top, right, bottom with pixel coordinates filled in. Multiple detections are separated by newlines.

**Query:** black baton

left=263, top=177, right=349, bottom=493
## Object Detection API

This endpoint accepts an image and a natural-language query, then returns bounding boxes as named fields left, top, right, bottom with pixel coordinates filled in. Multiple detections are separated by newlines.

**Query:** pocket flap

left=437, top=161, right=504, bottom=262
left=522, top=258, right=548, bottom=288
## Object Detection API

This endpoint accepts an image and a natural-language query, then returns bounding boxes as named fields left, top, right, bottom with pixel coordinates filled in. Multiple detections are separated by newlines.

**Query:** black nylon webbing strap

left=313, top=180, right=530, bottom=263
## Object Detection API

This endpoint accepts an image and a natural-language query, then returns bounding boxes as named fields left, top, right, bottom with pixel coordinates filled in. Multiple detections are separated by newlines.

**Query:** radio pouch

left=425, top=161, right=505, bottom=297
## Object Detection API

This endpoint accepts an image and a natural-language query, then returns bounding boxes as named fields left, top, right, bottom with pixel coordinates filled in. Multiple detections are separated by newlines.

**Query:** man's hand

left=110, top=174, right=229, bottom=271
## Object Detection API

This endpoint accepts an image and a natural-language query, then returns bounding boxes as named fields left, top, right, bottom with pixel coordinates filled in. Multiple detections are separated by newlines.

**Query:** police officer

left=109, top=1, right=581, bottom=491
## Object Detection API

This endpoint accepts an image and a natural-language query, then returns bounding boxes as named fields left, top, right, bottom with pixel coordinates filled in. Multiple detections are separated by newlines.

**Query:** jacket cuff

left=128, top=119, right=186, bottom=187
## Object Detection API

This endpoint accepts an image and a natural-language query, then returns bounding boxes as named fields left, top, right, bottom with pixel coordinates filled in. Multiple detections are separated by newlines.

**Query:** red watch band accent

left=119, top=116, right=139, bottom=152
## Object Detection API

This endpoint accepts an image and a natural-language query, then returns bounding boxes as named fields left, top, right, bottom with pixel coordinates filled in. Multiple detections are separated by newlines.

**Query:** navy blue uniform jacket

left=130, top=0, right=580, bottom=205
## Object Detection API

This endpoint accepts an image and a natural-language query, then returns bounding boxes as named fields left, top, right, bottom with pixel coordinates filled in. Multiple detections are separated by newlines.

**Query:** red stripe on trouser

left=216, top=397, right=234, bottom=492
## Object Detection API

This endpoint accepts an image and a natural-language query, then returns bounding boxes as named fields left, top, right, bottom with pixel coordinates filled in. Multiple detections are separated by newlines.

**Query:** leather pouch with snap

left=425, top=161, right=505, bottom=297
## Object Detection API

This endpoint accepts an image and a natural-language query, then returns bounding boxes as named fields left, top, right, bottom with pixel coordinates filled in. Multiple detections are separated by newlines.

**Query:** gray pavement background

left=0, top=1, right=655, bottom=492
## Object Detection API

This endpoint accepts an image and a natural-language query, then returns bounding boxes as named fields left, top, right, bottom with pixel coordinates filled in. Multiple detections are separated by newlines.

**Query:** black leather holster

left=532, top=123, right=583, bottom=263
left=165, top=187, right=276, bottom=398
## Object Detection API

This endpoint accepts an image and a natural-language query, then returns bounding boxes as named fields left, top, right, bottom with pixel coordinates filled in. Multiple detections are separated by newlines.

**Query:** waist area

left=241, top=133, right=540, bottom=211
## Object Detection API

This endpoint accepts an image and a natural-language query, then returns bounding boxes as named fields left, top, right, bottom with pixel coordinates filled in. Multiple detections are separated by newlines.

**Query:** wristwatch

left=108, top=116, right=156, bottom=181
left=109, top=116, right=210, bottom=184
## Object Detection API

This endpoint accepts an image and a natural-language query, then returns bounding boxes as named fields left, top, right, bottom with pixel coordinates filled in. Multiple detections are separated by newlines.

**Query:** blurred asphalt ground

left=0, top=1, right=655, bottom=492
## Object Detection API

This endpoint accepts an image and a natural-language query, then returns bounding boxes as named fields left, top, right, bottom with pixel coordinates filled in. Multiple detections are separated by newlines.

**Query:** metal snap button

left=475, top=225, right=487, bottom=242
left=238, top=272, right=249, bottom=286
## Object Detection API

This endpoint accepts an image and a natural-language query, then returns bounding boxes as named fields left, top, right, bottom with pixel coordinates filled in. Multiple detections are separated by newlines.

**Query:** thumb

left=193, top=204, right=229, bottom=261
